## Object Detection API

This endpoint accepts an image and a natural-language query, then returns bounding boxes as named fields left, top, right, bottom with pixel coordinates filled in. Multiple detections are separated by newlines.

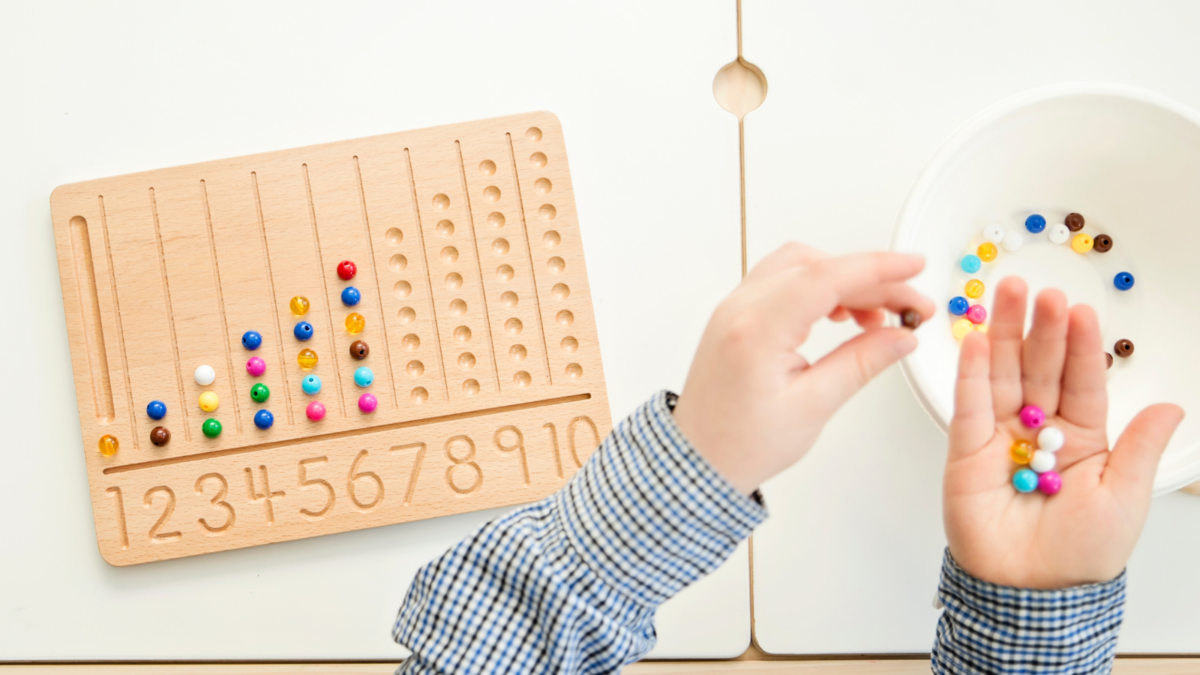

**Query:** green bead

left=202, top=418, right=222, bottom=438
left=250, top=383, right=270, bottom=403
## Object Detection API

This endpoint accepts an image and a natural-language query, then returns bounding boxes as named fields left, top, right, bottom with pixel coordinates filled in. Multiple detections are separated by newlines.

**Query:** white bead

left=1048, top=223, right=1070, bottom=244
left=1030, top=450, right=1057, bottom=473
left=1038, top=426, right=1065, bottom=453
left=194, top=365, right=216, bottom=386
left=1002, top=230, right=1024, bottom=251
left=983, top=224, right=1006, bottom=244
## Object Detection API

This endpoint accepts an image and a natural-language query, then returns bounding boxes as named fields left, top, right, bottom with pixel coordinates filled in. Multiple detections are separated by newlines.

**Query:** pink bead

left=1038, top=471, right=1062, bottom=495
left=306, top=401, right=326, bottom=421
left=966, top=304, right=987, bottom=325
left=358, top=393, right=378, bottom=413
left=1019, top=404, right=1045, bottom=428
left=246, top=356, right=266, bottom=377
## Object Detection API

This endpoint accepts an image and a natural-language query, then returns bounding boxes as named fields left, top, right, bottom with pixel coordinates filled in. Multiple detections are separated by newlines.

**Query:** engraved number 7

left=389, top=442, right=427, bottom=506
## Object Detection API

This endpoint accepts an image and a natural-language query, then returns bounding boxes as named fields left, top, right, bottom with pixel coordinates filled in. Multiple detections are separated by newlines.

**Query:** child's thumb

left=1104, top=403, right=1186, bottom=502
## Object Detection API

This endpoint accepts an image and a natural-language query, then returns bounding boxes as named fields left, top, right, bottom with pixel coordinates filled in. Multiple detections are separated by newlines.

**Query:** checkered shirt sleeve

left=933, top=550, right=1126, bottom=674
left=392, top=391, right=767, bottom=674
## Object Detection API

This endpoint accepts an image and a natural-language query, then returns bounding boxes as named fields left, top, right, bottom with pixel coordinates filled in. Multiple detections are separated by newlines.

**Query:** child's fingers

left=987, top=277, right=1028, bottom=417
left=838, top=282, right=937, bottom=319
left=1103, top=403, right=1185, bottom=504
left=743, top=242, right=827, bottom=285
left=1058, top=304, right=1108, bottom=429
left=1021, top=289, right=1069, bottom=415
left=950, top=331, right=996, bottom=458
left=794, top=327, right=918, bottom=420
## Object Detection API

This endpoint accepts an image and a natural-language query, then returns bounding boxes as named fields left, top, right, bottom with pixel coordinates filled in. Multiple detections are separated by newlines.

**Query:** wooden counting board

left=50, top=112, right=610, bottom=566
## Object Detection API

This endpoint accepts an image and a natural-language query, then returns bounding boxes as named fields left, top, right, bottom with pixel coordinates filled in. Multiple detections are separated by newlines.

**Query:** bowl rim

left=889, top=82, right=1200, bottom=494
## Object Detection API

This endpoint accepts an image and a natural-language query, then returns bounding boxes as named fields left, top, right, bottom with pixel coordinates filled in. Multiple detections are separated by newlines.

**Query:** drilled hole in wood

left=712, top=57, right=767, bottom=120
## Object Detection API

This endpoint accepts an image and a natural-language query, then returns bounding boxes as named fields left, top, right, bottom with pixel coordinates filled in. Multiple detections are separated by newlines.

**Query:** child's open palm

left=946, top=277, right=1184, bottom=589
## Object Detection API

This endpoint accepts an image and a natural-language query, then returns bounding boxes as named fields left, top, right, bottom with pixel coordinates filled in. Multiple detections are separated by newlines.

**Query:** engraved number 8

left=444, top=435, right=483, bottom=494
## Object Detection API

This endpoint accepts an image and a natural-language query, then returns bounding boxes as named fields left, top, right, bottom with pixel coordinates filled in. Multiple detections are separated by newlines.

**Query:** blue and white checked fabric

left=392, top=390, right=1126, bottom=674
left=933, top=551, right=1125, bottom=674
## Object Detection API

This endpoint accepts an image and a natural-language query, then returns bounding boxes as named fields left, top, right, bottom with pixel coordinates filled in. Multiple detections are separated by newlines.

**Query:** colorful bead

left=983, top=223, right=1005, bottom=244
left=974, top=323, right=989, bottom=334
left=294, top=321, right=314, bottom=341
left=354, top=366, right=375, bottom=388
left=1048, top=223, right=1070, bottom=244
left=1114, top=272, right=1134, bottom=291
left=1071, top=233, right=1094, bottom=253
left=1037, top=426, right=1064, bottom=453
left=290, top=296, right=310, bottom=316
left=306, top=401, right=326, bottom=421
left=1010, top=439, right=1034, bottom=465
left=1013, top=468, right=1039, bottom=493
left=298, top=348, right=318, bottom=370
left=302, top=374, right=322, bottom=395
left=1025, top=214, right=1046, bottom=233
left=949, top=297, right=970, bottom=315
left=1094, top=234, right=1113, bottom=252
left=358, top=392, right=378, bottom=413
left=1002, top=230, right=1024, bottom=251
left=900, top=309, right=922, bottom=329
left=246, top=357, right=266, bottom=377
left=964, top=279, right=984, bottom=299
left=150, top=426, right=170, bottom=447
left=966, top=304, right=987, bottom=324
left=194, top=365, right=216, bottom=386
left=98, top=434, right=119, bottom=457
left=202, top=418, right=222, bottom=438
left=341, top=286, right=361, bottom=306
left=1019, top=404, right=1045, bottom=429
left=146, top=400, right=167, bottom=420
left=250, top=382, right=270, bottom=402
left=1038, top=471, right=1063, bottom=495
left=350, top=340, right=370, bottom=360
left=199, top=391, right=220, bottom=413
left=1030, top=450, right=1057, bottom=473
left=337, top=260, right=357, bottom=280
left=1065, top=212, right=1085, bottom=231
left=952, top=318, right=974, bottom=340
left=1114, top=339, right=1134, bottom=358
left=960, top=254, right=982, bottom=273
left=254, top=409, right=274, bottom=430
left=345, top=312, right=365, bottom=334
left=242, top=330, right=262, bottom=350
left=976, top=242, right=997, bottom=262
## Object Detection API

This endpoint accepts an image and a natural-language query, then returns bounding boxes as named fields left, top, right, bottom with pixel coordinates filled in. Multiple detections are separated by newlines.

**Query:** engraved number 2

left=143, top=486, right=182, bottom=543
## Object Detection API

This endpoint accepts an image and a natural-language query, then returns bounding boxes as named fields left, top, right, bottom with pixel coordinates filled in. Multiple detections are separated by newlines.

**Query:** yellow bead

left=1010, top=439, right=1034, bottom=465
left=965, top=279, right=985, bottom=299
left=345, top=312, right=365, bottom=334
left=199, top=391, right=220, bottom=413
left=1071, top=233, right=1094, bottom=253
left=975, top=323, right=989, bottom=333
left=952, top=318, right=974, bottom=340
left=298, top=348, right=318, bottom=370
left=977, top=242, right=998, bottom=262
left=98, top=434, right=119, bottom=457
left=290, top=296, right=310, bottom=316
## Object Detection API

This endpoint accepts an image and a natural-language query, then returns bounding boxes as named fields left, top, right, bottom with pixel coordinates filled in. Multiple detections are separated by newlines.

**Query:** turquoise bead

left=961, top=255, right=982, bottom=274
left=354, top=366, right=374, bottom=388
left=301, top=374, right=322, bottom=395
left=1013, top=468, right=1039, bottom=494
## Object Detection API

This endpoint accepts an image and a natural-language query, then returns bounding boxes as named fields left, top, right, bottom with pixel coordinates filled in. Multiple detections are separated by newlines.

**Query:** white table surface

left=0, top=0, right=749, bottom=660
left=742, top=0, right=1200, bottom=654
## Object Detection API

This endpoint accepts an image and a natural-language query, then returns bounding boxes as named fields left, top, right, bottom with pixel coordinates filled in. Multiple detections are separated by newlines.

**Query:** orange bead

left=977, top=242, right=998, bottom=262
left=965, top=279, right=984, bottom=299
left=1010, top=439, right=1034, bottom=465
left=98, top=434, right=119, bottom=457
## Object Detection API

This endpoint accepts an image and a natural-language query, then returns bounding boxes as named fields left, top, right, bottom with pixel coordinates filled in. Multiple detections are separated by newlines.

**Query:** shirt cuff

left=554, top=390, right=767, bottom=607
left=933, top=549, right=1126, bottom=674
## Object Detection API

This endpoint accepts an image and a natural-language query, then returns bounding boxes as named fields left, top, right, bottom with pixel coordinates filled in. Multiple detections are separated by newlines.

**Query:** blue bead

left=301, top=374, right=322, bottom=395
left=241, top=330, right=263, bottom=350
left=354, top=366, right=375, bottom=388
left=1114, top=271, right=1135, bottom=291
left=1013, top=468, right=1039, bottom=493
left=948, top=296, right=970, bottom=315
left=1025, top=214, right=1046, bottom=233
left=960, top=255, right=982, bottom=274
left=294, top=321, right=314, bottom=341
left=146, top=400, right=167, bottom=420
left=254, top=409, right=274, bottom=430
left=341, top=286, right=361, bottom=307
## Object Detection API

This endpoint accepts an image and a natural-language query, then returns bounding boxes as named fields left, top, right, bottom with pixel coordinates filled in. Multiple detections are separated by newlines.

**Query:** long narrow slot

left=103, top=393, right=590, bottom=475
left=200, top=180, right=243, bottom=433
left=149, top=189, right=192, bottom=440
left=98, top=198, right=139, bottom=448
left=404, top=148, right=450, bottom=400
left=506, top=133, right=553, bottom=384
left=250, top=172, right=295, bottom=424
left=69, top=215, right=116, bottom=424
left=353, top=156, right=399, bottom=408
left=302, top=164, right=347, bottom=416
left=455, top=140, right=501, bottom=392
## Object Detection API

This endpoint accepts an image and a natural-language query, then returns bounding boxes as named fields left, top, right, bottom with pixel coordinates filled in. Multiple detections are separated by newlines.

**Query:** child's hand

left=673, top=244, right=933, bottom=495
left=946, top=277, right=1184, bottom=589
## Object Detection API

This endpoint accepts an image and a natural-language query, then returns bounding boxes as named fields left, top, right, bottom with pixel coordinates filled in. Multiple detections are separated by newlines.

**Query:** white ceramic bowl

left=892, top=84, right=1200, bottom=494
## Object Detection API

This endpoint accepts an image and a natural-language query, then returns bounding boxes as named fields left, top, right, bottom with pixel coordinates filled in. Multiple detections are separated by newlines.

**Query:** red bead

left=337, top=260, right=357, bottom=280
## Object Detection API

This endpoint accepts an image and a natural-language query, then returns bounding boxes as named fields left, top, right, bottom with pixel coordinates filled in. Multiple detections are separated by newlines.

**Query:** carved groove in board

left=200, top=180, right=242, bottom=433
left=148, top=188, right=191, bottom=440
left=404, top=148, right=450, bottom=401
left=456, top=140, right=501, bottom=392
left=302, top=164, right=346, bottom=416
left=507, top=133, right=553, bottom=384
left=250, top=172, right=294, bottom=425
left=98, top=197, right=139, bottom=448
left=68, top=215, right=116, bottom=424
left=353, top=156, right=399, bottom=408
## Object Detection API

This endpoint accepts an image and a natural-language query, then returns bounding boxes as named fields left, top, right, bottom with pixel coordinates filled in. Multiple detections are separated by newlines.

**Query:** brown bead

left=349, top=340, right=370, bottom=360
left=1114, top=339, right=1135, bottom=358
left=150, top=426, right=171, bottom=446
left=899, top=308, right=922, bottom=329
left=1065, top=212, right=1085, bottom=231
left=1106, top=352, right=1113, bottom=369
left=1093, top=234, right=1113, bottom=252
